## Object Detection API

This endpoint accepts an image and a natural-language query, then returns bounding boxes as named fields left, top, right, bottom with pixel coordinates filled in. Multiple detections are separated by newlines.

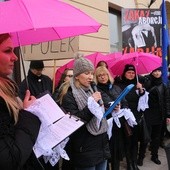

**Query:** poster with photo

left=122, top=8, right=162, bottom=57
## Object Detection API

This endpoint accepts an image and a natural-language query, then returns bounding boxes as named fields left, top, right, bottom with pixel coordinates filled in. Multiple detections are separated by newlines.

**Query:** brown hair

left=57, top=68, right=73, bottom=89
left=0, top=33, right=10, bottom=44
left=96, top=60, right=108, bottom=69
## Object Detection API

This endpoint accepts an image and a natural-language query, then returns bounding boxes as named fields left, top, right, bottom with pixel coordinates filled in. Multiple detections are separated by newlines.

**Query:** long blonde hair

left=0, top=77, right=22, bottom=123
left=57, top=81, right=70, bottom=105
left=57, top=78, right=82, bottom=105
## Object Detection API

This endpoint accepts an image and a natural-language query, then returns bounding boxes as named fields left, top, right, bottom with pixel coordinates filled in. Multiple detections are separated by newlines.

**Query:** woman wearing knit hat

left=114, top=64, right=146, bottom=170
left=57, top=53, right=110, bottom=170
left=138, top=67, right=169, bottom=166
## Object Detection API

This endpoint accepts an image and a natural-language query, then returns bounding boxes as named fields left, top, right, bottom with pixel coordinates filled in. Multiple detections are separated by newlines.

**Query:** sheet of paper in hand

left=26, top=93, right=84, bottom=158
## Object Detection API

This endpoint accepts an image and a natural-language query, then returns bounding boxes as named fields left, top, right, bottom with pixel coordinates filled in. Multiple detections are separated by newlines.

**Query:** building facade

left=17, top=0, right=170, bottom=85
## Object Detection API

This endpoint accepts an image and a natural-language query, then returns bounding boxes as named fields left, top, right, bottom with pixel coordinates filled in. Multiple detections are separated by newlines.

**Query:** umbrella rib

left=140, top=60, right=148, bottom=74
left=52, top=27, right=62, bottom=40
left=19, top=0, right=35, bottom=27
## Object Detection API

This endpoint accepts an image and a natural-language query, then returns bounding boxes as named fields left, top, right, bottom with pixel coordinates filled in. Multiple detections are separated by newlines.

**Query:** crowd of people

left=0, top=33, right=170, bottom=170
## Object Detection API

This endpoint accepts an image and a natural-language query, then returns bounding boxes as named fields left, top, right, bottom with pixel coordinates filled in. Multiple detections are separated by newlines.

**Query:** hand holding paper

left=87, top=96, right=104, bottom=128
left=26, top=93, right=84, bottom=160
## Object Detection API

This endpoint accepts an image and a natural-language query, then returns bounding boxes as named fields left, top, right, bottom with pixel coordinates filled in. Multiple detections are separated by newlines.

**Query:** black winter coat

left=19, top=70, right=52, bottom=100
left=97, top=82, right=131, bottom=161
left=144, top=74, right=167, bottom=124
left=114, top=75, right=145, bottom=123
left=166, top=81, right=170, bottom=118
left=61, top=87, right=110, bottom=168
left=97, top=82, right=128, bottom=110
left=0, top=97, right=43, bottom=170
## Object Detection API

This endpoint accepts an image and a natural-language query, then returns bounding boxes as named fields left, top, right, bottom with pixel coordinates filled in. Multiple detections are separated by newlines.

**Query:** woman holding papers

left=114, top=64, right=146, bottom=170
left=0, top=33, right=42, bottom=170
left=58, top=53, right=110, bottom=170
left=94, top=66, right=137, bottom=170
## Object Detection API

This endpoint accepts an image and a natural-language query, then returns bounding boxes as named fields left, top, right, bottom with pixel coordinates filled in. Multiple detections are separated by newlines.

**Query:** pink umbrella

left=110, top=52, right=162, bottom=76
left=0, top=0, right=101, bottom=89
left=0, top=0, right=101, bottom=46
left=55, top=52, right=120, bottom=86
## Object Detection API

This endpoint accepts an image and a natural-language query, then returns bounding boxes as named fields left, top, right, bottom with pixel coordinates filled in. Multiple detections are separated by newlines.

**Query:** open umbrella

left=0, top=0, right=101, bottom=46
left=55, top=52, right=121, bottom=86
left=0, top=0, right=101, bottom=88
left=110, top=52, right=162, bottom=76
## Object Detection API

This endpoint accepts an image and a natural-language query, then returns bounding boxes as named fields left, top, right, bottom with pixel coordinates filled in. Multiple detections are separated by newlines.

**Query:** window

left=109, top=8, right=121, bottom=52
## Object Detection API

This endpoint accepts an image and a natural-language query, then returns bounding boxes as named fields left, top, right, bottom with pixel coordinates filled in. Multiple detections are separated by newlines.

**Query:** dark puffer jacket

left=0, top=97, right=43, bottom=170
left=61, top=87, right=110, bottom=168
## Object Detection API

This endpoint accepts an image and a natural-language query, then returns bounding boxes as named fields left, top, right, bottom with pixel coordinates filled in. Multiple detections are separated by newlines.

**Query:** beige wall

left=63, top=0, right=110, bottom=55
left=109, top=0, right=135, bottom=9
left=21, top=0, right=110, bottom=80
left=21, top=0, right=170, bottom=83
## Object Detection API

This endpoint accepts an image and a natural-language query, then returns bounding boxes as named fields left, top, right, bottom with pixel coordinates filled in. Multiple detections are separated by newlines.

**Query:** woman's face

left=152, top=70, right=162, bottom=78
left=64, top=70, right=73, bottom=82
left=124, top=70, right=135, bottom=80
left=0, top=37, right=18, bottom=77
left=75, top=71, right=94, bottom=88
left=97, top=71, right=109, bottom=84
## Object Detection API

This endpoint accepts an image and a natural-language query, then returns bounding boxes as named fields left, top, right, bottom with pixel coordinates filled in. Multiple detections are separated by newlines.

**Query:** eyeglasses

left=97, top=73, right=108, bottom=78
left=66, top=75, right=73, bottom=78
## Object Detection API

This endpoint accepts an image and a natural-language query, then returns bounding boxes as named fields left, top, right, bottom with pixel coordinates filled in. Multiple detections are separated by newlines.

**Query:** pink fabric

left=55, top=52, right=122, bottom=87
left=110, top=52, right=162, bottom=76
left=0, top=0, right=101, bottom=46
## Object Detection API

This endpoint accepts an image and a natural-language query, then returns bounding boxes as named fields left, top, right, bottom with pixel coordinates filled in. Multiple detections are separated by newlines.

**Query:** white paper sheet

left=26, top=94, right=84, bottom=158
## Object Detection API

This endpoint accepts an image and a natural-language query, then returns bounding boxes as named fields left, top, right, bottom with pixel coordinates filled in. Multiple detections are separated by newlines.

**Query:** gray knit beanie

left=73, top=53, right=94, bottom=77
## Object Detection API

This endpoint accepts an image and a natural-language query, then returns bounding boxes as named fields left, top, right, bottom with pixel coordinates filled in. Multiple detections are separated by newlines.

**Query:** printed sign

left=22, top=37, right=79, bottom=60
left=122, top=9, right=162, bottom=57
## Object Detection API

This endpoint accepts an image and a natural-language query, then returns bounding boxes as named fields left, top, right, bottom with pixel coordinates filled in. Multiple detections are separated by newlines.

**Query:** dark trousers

left=128, top=126, right=139, bottom=162
left=138, top=123, right=162, bottom=159
left=110, top=119, right=137, bottom=170
left=150, top=124, right=162, bottom=157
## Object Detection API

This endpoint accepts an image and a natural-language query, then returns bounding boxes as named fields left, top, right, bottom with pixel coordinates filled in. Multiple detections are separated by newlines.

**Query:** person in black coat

left=0, top=33, right=42, bottom=170
left=137, top=67, right=168, bottom=165
left=95, top=66, right=138, bottom=170
left=114, top=64, right=146, bottom=170
left=166, top=77, right=170, bottom=134
left=58, top=54, right=110, bottom=170
left=164, top=68, right=170, bottom=138
left=19, top=60, right=53, bottom=100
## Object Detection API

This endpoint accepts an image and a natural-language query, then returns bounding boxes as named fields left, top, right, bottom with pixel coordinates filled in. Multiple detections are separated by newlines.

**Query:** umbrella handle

left=17, top=33, right=29, bottom=90
left=136, top=73, right=139, bottom=83
left=19, top=46, right=29, bottom=90
left=52, top=60, right=57, bottom=93
left=134, top=65, right=139, bottom=83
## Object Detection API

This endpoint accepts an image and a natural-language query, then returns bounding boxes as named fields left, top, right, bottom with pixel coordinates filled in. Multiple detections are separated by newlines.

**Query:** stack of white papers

left=26, top=94, right=84, bottom=158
